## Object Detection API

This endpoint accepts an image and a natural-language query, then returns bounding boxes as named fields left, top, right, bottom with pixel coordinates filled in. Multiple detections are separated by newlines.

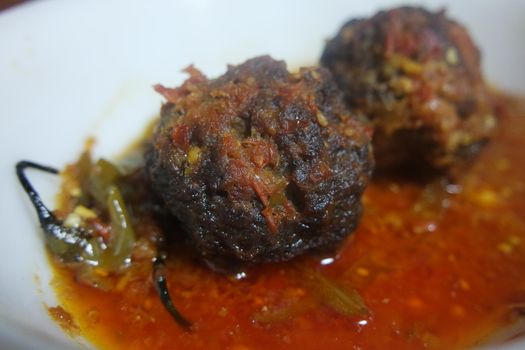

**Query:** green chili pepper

left=89, top=158, right=121, bottom=208
left=299, top=267, right=369, bottom=317
left=103, top=185, right=136, bottom=271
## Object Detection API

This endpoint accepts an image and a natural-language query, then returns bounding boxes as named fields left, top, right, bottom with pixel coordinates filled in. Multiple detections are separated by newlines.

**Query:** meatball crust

left=321, top=7, right=496, bottom=173
left=146, top=56, right=373, bottom=263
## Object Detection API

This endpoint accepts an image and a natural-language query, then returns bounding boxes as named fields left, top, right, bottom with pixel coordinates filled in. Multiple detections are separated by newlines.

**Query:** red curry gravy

left=50, top=94, right=525, bottom=349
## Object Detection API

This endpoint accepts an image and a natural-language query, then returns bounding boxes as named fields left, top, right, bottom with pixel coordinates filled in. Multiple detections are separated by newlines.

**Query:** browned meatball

left=321, top=7, right=496, bottom=173
left=145, top=56, right=373, bottom=263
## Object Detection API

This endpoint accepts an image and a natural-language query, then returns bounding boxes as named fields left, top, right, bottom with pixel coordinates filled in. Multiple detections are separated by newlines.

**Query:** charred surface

left=146, top=56, right=373, bottom=263
left=321, top=7, right=496, bottom=174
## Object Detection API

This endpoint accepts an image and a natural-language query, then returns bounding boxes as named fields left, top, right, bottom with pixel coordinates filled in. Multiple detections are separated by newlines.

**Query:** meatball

left=321, top=7, right=496, bottom=173
left=146, top=56, right=373, bottom=263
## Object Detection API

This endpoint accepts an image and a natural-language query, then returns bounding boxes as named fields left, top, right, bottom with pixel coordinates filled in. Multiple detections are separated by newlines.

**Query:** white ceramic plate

left=1, top=0, right=524, bottom=349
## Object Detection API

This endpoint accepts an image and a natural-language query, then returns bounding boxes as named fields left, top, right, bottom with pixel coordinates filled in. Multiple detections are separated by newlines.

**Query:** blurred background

left=0, top=0, right=25, bottom=11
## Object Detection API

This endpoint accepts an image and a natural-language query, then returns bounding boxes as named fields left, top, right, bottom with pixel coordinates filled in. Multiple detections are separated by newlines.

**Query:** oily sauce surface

left=52, top=95, right=525, bottom=350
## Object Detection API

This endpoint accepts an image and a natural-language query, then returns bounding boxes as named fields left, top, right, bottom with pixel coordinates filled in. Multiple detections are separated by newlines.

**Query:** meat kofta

left=321, top=7, right=496, bottom=173
left=146, top=56, right=373, bottom=263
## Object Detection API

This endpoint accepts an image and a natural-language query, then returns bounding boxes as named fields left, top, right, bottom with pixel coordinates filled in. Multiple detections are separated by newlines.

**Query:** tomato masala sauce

left=50, top=94, right=525, bottom=349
